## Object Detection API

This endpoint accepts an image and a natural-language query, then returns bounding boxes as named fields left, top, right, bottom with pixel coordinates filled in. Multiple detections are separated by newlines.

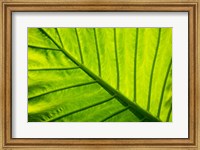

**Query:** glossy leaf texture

left=28, top=28, right=172, bottom=122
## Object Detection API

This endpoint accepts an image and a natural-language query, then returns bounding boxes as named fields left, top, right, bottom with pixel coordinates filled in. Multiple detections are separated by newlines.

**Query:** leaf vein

left=94, top=28, right=101, bottom=77
left=75, top=28, right=84, bottom=64
left=157, top=58, right=172, bottom=118
left=56, top=28, right=64, bottom=48
left=28, top=45, right=61, bottom=51
left=28, top=81, right=96, bottom=100
left=166, top=104, right=172, bottom=122
left=101, top=106, right=130, bottom=122
left=28, top=67, right=80, bottom=71
left=147, top=28, right=161, bottom=111
left=134, top=28, right=139, bottom=102
left=114, top=28, right=120, bottom=90
left=38, top=28, right=62, bottom=49
left=49, top=96, right=115, bottom=122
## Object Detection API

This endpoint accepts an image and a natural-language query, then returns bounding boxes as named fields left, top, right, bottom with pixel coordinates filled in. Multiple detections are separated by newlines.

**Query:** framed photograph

left=1, top=0, right=199, bottom=149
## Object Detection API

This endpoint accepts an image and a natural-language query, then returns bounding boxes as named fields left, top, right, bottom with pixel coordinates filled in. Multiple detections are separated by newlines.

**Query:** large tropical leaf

left=28, top=28, right=172, bottom=122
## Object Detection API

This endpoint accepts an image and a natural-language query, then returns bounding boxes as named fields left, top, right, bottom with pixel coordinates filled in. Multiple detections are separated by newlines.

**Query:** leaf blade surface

left=28, top=27, right=172, bottom=122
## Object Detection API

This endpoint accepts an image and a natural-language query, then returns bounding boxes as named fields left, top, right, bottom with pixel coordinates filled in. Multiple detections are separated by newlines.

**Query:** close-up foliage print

left=28, top=28, right=172, bottom=122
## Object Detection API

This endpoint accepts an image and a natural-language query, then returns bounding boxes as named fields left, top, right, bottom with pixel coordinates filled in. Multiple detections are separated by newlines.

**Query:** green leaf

left=28, top=27, right=172, bottom=122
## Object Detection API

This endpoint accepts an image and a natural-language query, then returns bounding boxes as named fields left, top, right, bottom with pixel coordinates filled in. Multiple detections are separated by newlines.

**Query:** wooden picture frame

left=0, top=0, right=199, bottom=149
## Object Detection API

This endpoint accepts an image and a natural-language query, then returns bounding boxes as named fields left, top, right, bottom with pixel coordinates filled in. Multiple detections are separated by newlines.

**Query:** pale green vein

left=157, top=58, right=172, bottom=118
left=55, top=28, right=64, bottom=48
left=94, top=28, right=101, bottom=77
left=28, top=67, right=80, bottom=71
left=147, top=28, right=161, bottom=111
left=38, top=28, right=62, bottom=49
left=134, top=28, right=139, bottom=102
left=114, top=28, right=119, bottom=90
left=28, top=45, right=61, bottom=51
left=100, top=106, right=130, bottom=122
left=166, top=104, right=172, bottom=122
left=49, top=96, right=115, bottom=122
left=28, top=81, right=96, bottom=100
left=75, top=28, right=84, bottom=64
